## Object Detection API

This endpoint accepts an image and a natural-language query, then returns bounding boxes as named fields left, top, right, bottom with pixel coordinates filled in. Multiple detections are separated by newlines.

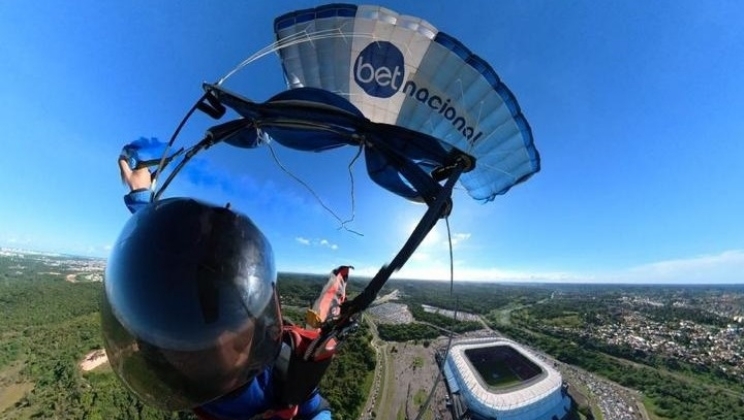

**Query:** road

left=359, top=317, right=388, bottom=420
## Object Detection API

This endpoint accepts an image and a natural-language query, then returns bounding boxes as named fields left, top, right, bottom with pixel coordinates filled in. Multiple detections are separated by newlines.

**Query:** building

left=442, top=337, right=572, bottom=420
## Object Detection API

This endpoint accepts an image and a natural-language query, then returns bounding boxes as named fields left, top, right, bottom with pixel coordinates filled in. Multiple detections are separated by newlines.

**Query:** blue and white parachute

left=269, top=4, right=539, bottom=202
left=149, top=2, right=542, bottom=347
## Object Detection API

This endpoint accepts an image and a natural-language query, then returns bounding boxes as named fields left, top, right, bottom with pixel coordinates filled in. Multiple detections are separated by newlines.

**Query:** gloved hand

left=119, top=137, right=169, bottom=170
left=117, top=137, right=183, bottom=213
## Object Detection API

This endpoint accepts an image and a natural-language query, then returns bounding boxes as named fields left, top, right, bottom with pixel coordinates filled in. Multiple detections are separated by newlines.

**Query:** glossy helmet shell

left=101, top=198, right=282, bottom=410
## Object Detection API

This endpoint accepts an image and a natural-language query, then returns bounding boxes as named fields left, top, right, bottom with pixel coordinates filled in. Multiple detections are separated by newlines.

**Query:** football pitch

left=464, top=345, right=541, bottom=389
left=471, top=359, right=522, bottom=388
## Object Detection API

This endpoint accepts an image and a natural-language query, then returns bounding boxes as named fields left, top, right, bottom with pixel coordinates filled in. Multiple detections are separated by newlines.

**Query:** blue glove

left=119, top=137, right=170, bottom=170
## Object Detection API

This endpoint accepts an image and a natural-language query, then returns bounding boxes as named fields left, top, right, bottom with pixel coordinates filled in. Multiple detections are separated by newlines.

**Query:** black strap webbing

left=331, top=158, right=467, bottom=332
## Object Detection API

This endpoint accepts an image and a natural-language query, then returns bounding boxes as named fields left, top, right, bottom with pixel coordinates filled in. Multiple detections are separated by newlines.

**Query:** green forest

left=5, top=254, right=744, bottom=420
left=0, top=262, right=374, bottom=420
left=493, top=300, right=744, bottom=420
left=366, top=278, right=744, bottom=420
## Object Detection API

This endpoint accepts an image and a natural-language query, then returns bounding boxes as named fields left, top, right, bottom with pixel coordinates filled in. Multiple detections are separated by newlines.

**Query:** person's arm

left=118, top=158, right=153, bottom=190
left=118, top=149, right=154, bottom=214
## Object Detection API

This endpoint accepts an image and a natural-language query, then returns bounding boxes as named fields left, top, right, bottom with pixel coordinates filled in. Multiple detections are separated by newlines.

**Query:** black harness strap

left=344, top=157, right=466, bottom=315
left=306, top=154, right=472, bottom=361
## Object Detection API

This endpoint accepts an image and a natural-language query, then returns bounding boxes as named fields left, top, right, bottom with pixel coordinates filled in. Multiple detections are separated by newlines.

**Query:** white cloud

left=296, top=237, right=338, bottom=250
left=396, top=262, right=574, bottom=282
left=408, top=222, right=471, bottom=251
left=286, top=239, right=744, bottom=285
left=421, top=229, right=441, bottom=248
left=389, top=249, right=744, bottom=284
left=450, top=233, right=471, bottom=247
left=616, top=250, right=744, bottom=284
left=319, top=239, right=338, bottom=250
left=410, top=252, right=431, bottom=262
left=296, top=237, right=311, bottom=245
left=0, top=235, right=32, bottom=245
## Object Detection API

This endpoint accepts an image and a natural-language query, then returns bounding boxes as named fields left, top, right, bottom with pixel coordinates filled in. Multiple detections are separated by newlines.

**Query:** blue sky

left=1, top=1, right=743, bottom=283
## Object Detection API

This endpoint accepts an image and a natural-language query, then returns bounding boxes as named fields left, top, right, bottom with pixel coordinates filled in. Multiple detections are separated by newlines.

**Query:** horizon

left=3, top=246, right=743, bottom=287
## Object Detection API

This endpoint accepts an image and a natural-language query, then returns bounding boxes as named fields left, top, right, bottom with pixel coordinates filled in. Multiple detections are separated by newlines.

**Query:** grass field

left=471, top=358, right=522, bottom=388
left=0, top=361, right=33, bottom=416
left=464, top=345, right=542, bottom=389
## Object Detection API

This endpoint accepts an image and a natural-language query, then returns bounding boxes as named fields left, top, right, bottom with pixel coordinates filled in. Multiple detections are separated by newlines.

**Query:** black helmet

left=101, top=198, right=282, bottom=411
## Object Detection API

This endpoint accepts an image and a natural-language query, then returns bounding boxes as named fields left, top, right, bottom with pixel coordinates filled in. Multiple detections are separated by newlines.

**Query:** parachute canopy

left=270, top=4, right=540, bottom=202
left=145, top=3, right=542, bottom=370
left=199, top=4, right=538, bottom=204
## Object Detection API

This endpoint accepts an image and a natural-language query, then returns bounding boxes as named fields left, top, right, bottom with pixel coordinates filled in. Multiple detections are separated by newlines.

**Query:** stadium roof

left=443, top=359, right=460, bottom=394
left=445, top=337, right=563, bottom=411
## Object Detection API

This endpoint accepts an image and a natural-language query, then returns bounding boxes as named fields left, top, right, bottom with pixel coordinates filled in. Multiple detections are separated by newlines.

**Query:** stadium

left=441, top=337, right=572, bottom=420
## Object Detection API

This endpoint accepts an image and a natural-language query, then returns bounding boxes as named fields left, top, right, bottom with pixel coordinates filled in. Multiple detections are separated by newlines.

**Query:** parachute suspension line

left=446, top=217, right=455, bottom=293
left=265, top=141, right=363, bottom=237
left=218, top=41, right=281, bottom=85
left=340, top=158, right=467, bottom=320
left=454, top=77, right=474, bottom=155
left=218, top=30, right=377, bottom=85
left=306, top=161, right=467, bottom=359
left=301, top=155, right=470, bottom=360
left=154, top=119, right=252, bottom=201
left=151, top=93, right=209, bottom=194
left=339, top=145, right=364, bottom=232
left=153, top=136, right=211, bottom=201
left=413, top=216, right=457, bottom=420
left=469, top=103, right=486, bottom=155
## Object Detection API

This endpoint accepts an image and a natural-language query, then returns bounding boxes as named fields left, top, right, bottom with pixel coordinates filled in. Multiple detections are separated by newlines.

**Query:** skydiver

left=105, top=142, right=353, bottom=419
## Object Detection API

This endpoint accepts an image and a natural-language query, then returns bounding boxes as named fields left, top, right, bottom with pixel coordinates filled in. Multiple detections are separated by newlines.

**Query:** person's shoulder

left=307, top=410, right=331, bottom=420
left=196, top=368, right=274, bottom=419
left=296, top=391, right=331, bottom=420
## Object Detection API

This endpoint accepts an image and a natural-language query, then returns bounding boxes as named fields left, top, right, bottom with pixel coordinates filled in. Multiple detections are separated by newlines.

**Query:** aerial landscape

left=1, top=249, right=742, bottom=419
left=1, top=1, right=743, bottom=420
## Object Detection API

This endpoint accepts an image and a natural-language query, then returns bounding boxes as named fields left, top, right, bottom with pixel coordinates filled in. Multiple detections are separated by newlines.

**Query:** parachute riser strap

left=151, top=89, right=232, bottom=199
left=152, top=92, right=213, bottom=189
left=153, top=118, right=253, bottom=200
left=153, top=136, right=212, bottom=201
left=322, top=159, right=468, bottom=338
left=352, top=163, right=463, bottom=310
left=300, top=160, right=462, bottom=408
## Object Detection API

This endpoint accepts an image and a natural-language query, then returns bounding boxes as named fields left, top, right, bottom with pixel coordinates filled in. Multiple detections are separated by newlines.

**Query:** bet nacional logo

left=353, top=41, right=405, bottom=98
